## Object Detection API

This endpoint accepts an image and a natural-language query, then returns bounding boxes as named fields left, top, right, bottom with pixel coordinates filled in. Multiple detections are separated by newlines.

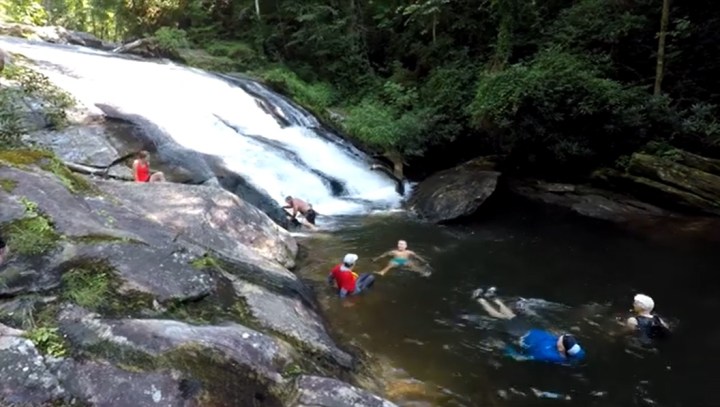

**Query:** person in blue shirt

left=473, top=288, right=586, bottom=364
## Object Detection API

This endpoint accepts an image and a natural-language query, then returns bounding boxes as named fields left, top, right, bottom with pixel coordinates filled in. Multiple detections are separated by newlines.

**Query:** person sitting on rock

left=625, top=293, right=671, bottom=343
left=328, top=254, right=375, bottom=298
left=373, top=240, right=428, bottom=276
left=283, top=195, right=317, bottom=229
left=132, top=150, right=166, bottom=183
left=0, top=235, right=8, bottom=266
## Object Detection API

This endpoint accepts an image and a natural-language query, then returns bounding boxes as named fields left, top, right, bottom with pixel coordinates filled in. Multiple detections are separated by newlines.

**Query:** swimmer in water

left=373, top=240, right=428, bottom=276
left=472, top=288, right=585, bottom=364
left=625, top=293, right=670, bottom=341
left=328, top=254, right=376, bottom=298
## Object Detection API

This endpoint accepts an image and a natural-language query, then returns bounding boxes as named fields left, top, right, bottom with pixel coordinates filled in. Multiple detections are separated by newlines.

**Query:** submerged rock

left=408, top=157, right=500, bottom=223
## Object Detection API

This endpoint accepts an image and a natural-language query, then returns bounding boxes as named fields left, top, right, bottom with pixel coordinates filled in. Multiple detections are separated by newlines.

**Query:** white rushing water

left=0, top=36, right=403, bottom=216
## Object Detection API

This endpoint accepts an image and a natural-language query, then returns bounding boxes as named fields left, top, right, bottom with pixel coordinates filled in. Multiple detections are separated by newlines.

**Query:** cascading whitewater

left=0, top=36, right=403, bottom=216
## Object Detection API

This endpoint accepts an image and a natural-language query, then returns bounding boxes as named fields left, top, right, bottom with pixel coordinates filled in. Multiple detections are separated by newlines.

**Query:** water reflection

left=297, top=202, right=719, bottom=407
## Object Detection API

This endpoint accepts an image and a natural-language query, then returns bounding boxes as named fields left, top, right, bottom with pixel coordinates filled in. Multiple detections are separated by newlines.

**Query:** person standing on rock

left=132, top=151, right=166, bottom=183
left=283, top=195, right=317, bottom=229
left=328, top=254, right=375, bottom=298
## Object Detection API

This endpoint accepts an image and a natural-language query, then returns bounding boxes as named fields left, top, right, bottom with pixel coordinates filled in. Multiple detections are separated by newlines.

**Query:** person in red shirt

left=328, top=253, right=375, bottom=298
left=132, top=150, right=166, bottom=183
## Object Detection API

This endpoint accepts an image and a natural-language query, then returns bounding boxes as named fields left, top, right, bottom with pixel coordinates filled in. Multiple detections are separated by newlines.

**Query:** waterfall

left=0, top=36, right=403, bottom=216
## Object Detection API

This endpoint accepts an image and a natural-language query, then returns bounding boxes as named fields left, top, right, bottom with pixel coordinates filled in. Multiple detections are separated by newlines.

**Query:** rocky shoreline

left=1, top=38, right=397, bottom=407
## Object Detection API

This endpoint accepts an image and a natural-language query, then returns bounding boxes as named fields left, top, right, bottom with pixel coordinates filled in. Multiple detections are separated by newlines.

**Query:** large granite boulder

left=408, top=157, right=500, bottom=223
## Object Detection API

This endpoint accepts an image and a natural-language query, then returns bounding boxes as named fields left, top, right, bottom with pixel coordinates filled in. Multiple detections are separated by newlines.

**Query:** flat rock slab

left=0, top=166, right=131, bottom=240
left=96, top=181, right=297, bottom=268
left=409, top=158, right=500, bottom=223
left=64, top=361, right=200, bottom=407
left=58, top=306, right=296, bottom=385
left=231, top=278, right=353, bottom=368
left=30, top=124, right=134, bottom=179
left=0, top=336, right=65, bottom=405
left=72, top=242, right=213, bottom=302
left=291, top=375, right=398, bottom=407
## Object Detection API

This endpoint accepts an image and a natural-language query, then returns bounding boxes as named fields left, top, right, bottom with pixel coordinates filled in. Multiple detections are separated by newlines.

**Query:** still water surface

left=298, top=200, right=720, bottom=407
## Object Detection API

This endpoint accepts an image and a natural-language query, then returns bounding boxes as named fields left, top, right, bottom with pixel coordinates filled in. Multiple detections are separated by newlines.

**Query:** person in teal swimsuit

left=373, top=240, right=428, bottom=276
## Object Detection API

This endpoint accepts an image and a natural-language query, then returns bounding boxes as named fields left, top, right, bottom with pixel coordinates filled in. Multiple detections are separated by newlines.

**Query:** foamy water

left=0, top=36, right=403, bottom=215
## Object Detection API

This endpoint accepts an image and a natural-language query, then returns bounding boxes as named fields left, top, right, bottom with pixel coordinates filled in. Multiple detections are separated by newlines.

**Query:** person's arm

left=625, top=316, right=638, bottom=330
left=372, top=251, right=391, bottom=262
left=504, top=345, right=532, bottom=361
left=131, top=160, right=140, bottom=181
left=327, top=271, right=336, bottom=284
left=409, top=250, right=427, bottom=262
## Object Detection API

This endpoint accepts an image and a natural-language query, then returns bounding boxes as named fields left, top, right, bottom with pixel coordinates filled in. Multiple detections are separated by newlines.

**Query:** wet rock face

left=1, top=157, right=400, bottom=407
left=408, top=157, right=500, bottom=223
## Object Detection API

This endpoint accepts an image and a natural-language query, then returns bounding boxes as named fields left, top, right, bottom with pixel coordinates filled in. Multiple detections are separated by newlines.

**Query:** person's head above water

left=343, top=253, right=358, bottom=268
left=557, top=334, right=583, bottom=359
left=397, top=240, right=407, bottom=250
left=633, top=293, right=655, bottom=314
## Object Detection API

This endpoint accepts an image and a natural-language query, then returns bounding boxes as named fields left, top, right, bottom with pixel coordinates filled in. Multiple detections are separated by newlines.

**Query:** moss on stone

left=59, top=258, right=155, bottom=317
left=0, top=148, right=54, bottom=166
left=0, top=149, right=98, bottom=194
left=0, top=178, right=17, bottom=192
left=0, top=197, right=60, bottom=256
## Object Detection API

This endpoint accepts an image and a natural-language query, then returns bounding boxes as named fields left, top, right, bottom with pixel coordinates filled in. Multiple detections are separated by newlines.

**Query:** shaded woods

left=3, top=0, right=720, bottom=179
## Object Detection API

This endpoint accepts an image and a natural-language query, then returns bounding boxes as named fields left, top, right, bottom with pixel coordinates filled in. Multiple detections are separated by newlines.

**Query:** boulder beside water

left=408, top=157, right=500, bottom=223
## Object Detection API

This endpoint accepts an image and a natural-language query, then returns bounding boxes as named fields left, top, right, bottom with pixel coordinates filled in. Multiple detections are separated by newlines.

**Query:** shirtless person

left=373, top=240, right=427, bottom=276
left=132, top=151, right=166, bottom=183
left=283, top=196, right=317, bottom=229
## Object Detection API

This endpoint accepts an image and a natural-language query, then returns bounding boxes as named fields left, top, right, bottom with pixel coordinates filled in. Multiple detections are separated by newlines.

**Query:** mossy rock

left=0, top=197, right=60, bottom=256
left=59, top=258, right=155, bottom=317
left=0, top=148, right=97, bottom=194
left=0, top=178, right=18, bottom=192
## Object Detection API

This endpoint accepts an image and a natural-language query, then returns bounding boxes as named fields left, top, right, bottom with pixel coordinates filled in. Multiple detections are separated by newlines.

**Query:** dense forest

left=3, top=0, right=720, bottom=180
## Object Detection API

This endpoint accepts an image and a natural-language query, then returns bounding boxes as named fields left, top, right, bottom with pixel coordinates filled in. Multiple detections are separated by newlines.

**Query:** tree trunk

left=432, top=14, right=437, bottom=44
left=653, top=0, right=671, bottom=96
left=255, top=0, right=261, bottom=19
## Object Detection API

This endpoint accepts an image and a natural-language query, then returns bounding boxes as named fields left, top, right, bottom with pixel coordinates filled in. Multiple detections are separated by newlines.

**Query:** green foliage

left=1, top=0, right=48, bottom=25
left=153, top=27, right=189, bottom=53
left=6, top=0, right=720, bottom=176
left=469, top=49, right=658, bottom=173
left=1, top=197, right=59, bottom=256
left=0, top=178, right=18, bottom=192
left=1, top=62, right=76, bottom=146
left=25, top=326, right=68, bottom=358
left=257, top=67, right=337, bottom=114
left=62, top=266, right=112, bottom=309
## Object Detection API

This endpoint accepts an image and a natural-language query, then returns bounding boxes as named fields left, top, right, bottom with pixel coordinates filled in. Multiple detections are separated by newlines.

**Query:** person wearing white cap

left=626, top=293, right=670, bottom=340
left=328, top=253, right=375, bottom=298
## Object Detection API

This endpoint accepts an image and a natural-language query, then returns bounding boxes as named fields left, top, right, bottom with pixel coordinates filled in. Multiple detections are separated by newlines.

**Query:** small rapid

left=0, top=36, right=403, bottom=216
